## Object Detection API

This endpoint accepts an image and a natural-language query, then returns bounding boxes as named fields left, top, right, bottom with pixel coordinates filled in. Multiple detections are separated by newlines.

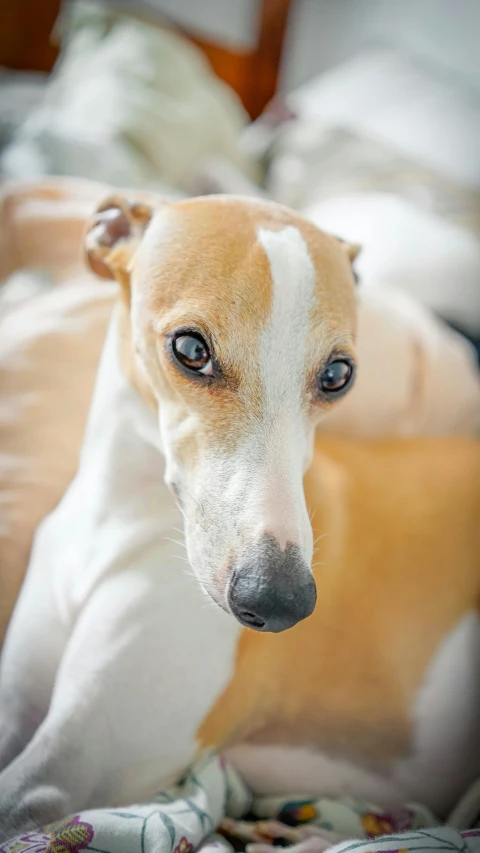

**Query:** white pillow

left=289, top=48, right=480, bottom=188
left=305, top=192, right=480, bottom=336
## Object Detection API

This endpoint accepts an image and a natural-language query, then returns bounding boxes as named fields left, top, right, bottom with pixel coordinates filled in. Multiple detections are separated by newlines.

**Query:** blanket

left=2, top=753, right=479, bottom=853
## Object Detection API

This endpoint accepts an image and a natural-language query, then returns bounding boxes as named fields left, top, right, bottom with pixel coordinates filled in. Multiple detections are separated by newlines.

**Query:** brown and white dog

left=0, top=190, right=479, bottom=842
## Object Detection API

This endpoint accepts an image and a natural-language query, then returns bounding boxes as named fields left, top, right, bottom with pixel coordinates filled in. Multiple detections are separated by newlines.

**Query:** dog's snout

left=228, top=536, right=317, bottom=633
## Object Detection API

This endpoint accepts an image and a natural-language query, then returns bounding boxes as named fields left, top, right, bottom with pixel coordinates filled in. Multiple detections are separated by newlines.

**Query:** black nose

left=227, top=535, right=317, bottom=633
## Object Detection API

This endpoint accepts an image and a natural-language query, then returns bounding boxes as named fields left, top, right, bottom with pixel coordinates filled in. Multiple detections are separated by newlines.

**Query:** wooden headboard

left=0, top=0, right=293, bottom=119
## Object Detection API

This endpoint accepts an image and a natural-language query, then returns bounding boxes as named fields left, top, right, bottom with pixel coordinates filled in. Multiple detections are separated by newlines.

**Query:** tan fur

left=199, top=436, right=480, bottom=767
left=88, top=195, right=357, bottom=457
left=0, top=177, right=111, bottom=281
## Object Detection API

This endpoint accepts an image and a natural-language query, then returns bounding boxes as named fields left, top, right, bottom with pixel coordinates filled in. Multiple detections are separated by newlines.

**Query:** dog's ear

left=84, top=195, right=153, bottom=286
left=335, top=236, right=361, bottom=284
left=342, top=241, right=361, bottom=263
left=335, top=236, right=361, bottom=263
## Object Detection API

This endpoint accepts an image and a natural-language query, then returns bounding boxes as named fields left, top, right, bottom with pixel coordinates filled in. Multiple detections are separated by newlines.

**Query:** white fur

left=396, top=611, right=480, bottom=814
left=0, top=311, right=241, bottom=839
left=239, top=226, right=316, bottom=554
left=257, top=226, right=315, bottom=414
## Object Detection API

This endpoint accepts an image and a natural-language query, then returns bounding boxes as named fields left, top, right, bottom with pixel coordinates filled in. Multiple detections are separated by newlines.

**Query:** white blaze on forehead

left=257, top=226, right=316, bottom=410
left=248, top=226, right=316, bottom=554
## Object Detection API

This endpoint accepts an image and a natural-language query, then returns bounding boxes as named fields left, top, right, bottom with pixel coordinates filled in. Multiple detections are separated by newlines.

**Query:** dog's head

left=85, top=194, right=359, bottom=632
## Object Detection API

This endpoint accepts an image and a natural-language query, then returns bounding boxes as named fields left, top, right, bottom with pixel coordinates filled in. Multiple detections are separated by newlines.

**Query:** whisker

left=164, top=536, right=188, bottom=550
left=200, top=599, right=221, bottom=611
left=313, top=531, right=331, bottom=549
left=180, top=486, right=203, bottom=513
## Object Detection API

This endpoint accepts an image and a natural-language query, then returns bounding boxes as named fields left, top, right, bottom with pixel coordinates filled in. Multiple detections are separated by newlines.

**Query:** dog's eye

left=172, top=333, right=213, bottom=376
left=319, top=359, right=353, bottom=395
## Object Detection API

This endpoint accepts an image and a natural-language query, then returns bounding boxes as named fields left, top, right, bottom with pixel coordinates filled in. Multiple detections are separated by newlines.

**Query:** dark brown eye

left=172, top=333, right=213, bottom=375
left=319, top=359, right=353, bottom=394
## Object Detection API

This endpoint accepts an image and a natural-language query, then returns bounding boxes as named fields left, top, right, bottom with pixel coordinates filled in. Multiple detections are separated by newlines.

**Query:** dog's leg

left=0, top=515, right=70, bottom=772
left=0, top=538, right=211, bottom=842
left=0, top=580, right=129, bottom=838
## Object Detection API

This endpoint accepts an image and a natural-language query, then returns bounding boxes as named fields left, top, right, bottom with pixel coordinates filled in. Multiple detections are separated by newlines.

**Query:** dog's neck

left=58, top=302, right=187, bottom=613
left=81, top=303, right=161, bottom=462
left=116, top=295, right=157, bottom=410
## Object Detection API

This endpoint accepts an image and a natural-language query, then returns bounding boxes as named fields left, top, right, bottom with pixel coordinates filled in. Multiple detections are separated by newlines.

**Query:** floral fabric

left=1, top=753, right=479, bottom=853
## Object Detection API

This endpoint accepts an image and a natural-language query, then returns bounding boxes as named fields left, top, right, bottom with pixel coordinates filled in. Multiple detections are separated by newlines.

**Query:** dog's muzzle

left=227, top=535, right=317, bottom=633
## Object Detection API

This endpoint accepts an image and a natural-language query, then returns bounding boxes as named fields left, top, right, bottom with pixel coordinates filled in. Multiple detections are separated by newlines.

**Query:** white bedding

left=288, top=48, right=480, bottom=188
left=256, top=48, right=480, bottom=334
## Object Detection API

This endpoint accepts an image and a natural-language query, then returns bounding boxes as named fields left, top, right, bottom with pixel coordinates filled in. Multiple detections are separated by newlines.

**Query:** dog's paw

left=0, top=784, right=71, bottom=843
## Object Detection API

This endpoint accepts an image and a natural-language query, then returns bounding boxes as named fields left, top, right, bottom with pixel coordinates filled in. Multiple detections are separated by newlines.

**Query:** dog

left=0, top=191, right=479, bottom=842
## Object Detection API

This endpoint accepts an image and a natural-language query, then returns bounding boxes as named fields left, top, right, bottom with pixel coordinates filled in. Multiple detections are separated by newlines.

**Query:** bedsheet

left=1, top=753, right=479, bottom=853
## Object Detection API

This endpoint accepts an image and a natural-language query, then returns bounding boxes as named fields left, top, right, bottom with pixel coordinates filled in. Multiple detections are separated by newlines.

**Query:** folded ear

left=84, top=195, right=153, bottom=288
left=334, top=235, right=361, bottom=263
left=334, top=235, right=362, bottom=284
left=343, top=241, right=361, bottom=263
